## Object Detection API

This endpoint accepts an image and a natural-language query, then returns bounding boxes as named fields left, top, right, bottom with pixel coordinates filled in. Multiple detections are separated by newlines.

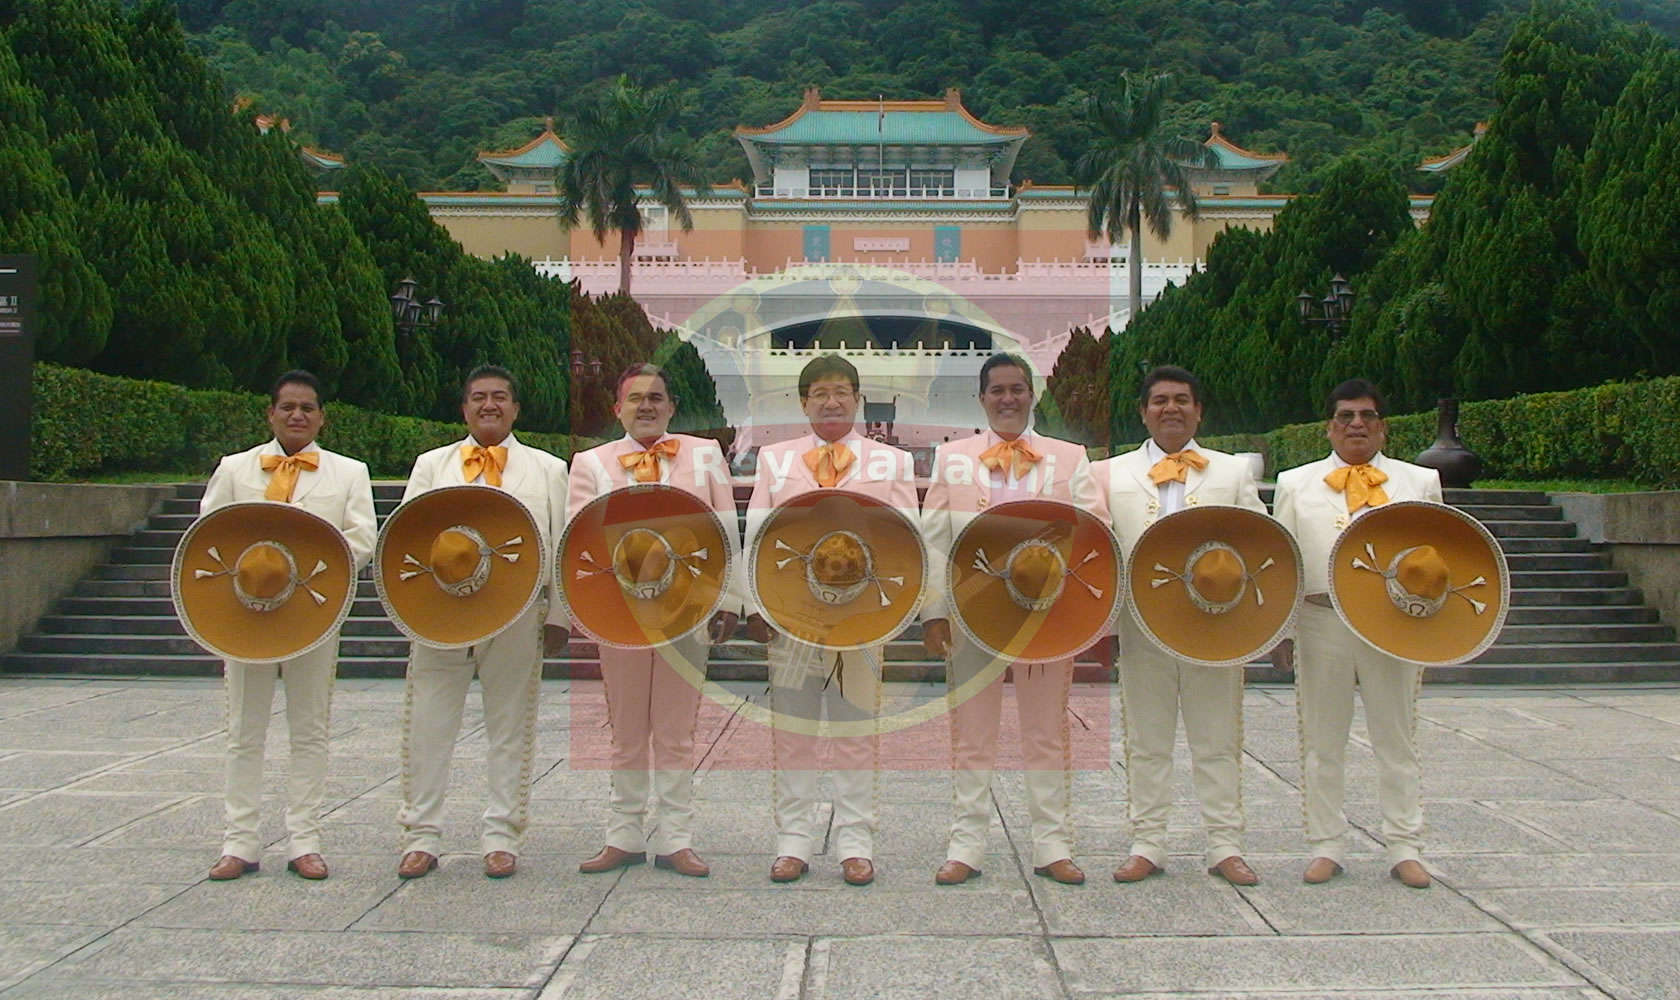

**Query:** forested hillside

left=178, top=0, right=1680, bottom=193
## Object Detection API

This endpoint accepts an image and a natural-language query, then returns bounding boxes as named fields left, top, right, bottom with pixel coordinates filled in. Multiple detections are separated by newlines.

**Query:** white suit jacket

left=919, top=430, right=1101, bottom=623
left=402, top=433, right=570, bottom=628
left=566, top=433, right=747, bottom=617
left=1094, top=442, right=1267, bottom=564
left=744, top=431, right=917, bottom=621
left=202, top=439, right=377, bottom=571
left=1273, top=452, right=1444, bottom=596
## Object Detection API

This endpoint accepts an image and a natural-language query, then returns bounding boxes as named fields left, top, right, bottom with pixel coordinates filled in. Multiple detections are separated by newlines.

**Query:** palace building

left=350, top=90, right=1434, bottom=450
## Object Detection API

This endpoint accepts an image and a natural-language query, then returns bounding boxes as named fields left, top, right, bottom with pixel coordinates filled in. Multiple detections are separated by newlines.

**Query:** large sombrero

left=749, top=488, right=926, bottom=650
left=558, top=483, right=733, bottom=649
left=1329, top=500, right=1510, bottom=665
left=172, top=502, right=355, bottom=663
left=375, top=485, right=543, bottom=649
left=1128, top=505, right=1304, bottom=667
left=949, top=499, right=1123, bottom=664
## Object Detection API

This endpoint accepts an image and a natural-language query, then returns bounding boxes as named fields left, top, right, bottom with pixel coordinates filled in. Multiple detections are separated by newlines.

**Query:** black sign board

left=0, top=254, right=36, bottom=481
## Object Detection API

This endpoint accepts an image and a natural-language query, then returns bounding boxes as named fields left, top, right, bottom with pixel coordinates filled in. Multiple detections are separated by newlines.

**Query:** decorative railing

left=534, top=257, right=1201, bottom=284
left=753, top=185, right=1012, bottom=200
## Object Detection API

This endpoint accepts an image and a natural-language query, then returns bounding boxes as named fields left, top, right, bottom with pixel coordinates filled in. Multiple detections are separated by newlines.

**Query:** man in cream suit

left=202, top=369, right=376, bottom=882
left=1097, top=365, right=1267, bottom=886
left=571, top=363, right=743, bottom=879
left=1274, top=378, right=1443, bottom=889
left=746, top=354, right=915, bottom=887
left=395, top=365, right=569, bottom=880
left=922, top=353, right=1101, bottom=886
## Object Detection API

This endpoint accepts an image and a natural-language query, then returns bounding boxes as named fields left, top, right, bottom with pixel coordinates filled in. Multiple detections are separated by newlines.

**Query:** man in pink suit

left=921, top=353, right=1103, bottom=886
left=745, top=355, right=917, bottom=887
left=569, top=364, right=744, bottom=879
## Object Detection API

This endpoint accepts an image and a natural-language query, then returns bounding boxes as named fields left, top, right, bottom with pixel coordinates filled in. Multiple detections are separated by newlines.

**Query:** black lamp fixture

left=391, top=276, right=445, bottom=334
left=570, top=349, right=604, bottom=381
left=1296, top=274, right=1355, bottom=337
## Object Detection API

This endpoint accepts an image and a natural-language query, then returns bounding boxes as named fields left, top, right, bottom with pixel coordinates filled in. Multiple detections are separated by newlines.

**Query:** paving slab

left=1236, top=876, right=1505, bottom=934
left=594, top=883, right=1040, bottom=937
left=1485, top=800, right=1680, bottom=853
left=0, top=924, right=106, bottom=992
left=536, top=935, right=792, bottom=1000
left=1472, top=886, right=1680, bottom=930
left=812, top=936, right=1062, bottom=1000
left=1545, top=929, right=1680, bottom=1000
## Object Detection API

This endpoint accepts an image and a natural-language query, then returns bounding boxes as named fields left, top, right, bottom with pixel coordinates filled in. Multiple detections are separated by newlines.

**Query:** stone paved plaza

left=2, top=677, right=1679, bottom=999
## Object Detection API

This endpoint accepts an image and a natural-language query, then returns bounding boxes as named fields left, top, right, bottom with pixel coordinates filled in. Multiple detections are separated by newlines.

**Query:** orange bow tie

left=979, top=438, right=1043, bottom=480
left=619, top=439, right=680, bottom=483
left=259, top=451, right=320, bottom=503
left=803, top=442, right=854, bottom=488
left=1147, top=449, right=1208, bottom=486
left=461, top=444, right=509, bottom=487
left=1324, top=463, right=1390, bottom=513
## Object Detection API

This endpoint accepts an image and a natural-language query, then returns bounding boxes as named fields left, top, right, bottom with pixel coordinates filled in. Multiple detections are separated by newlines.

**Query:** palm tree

left=1074, top=73, right=1218, bottom=326
left=557, top=76, right=710, bottom=296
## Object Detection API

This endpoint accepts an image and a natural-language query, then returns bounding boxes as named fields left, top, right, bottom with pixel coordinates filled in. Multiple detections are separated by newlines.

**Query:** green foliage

left=28, top=363, right=599, bottom=481
left=1259, top=378, right=1680, bottom=488
left=177, top=0, right=1680, bottom=192
left=1043, top=326, right=1110, bottom=447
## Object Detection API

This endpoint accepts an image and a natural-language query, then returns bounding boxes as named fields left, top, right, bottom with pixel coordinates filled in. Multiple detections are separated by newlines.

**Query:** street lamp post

left=390, top=277, right=445, bottom=337
left=1296, top=274, right=1355, bottom=337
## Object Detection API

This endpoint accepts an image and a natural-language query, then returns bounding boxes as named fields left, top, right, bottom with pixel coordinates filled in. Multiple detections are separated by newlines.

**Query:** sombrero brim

left=1127, top=505, right=1304, bottom=667
left=375, top=485, right=543, bottom=649
left=1330, top=500, right=1510, bottom=665
left=950, top=499, right=1123, bottom=664
left=559, top=483, right=732, bottom=649
left=172, top=501, right=355, bottom=663
left=750, top=488, right=926, bottom=650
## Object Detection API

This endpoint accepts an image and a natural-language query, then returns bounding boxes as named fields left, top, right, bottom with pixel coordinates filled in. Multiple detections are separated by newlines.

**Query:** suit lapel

left=1182, top=446, right=1209, bottom=498
left=497, top=435, right=531, bottom=494
left=1127, top=446, right=1157, bottom=495
left=289, top=449, right=325, bottom=505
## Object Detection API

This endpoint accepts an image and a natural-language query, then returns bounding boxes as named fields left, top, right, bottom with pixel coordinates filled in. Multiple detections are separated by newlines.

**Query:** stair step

left=1495, top=623, right=1674, bottom=645
left=1425, top=661, right=1680, bottom=684
left=1453, top=504, right=1563, bottom=522
left=1494, top=538, right=1598, bottom=554
left=90, top=564, right=172, bottom=582
left=1480, top=520, right=1578, bottom=538
left=1505, top=605, right=1658, bottom=624
left=1443, top=489, right=1551, bottom=506
left=1510, top=570, right=1627, bottom=589
left=1500, top=553, right=1609, bottom=571
left=1471, top=642, right=1680, bottom=664
left=1509, top=587, right=1643, bottom=607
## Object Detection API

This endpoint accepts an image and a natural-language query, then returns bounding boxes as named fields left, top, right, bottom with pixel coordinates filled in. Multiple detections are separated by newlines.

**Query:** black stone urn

left=1414, top=397, right=1483, bottom=488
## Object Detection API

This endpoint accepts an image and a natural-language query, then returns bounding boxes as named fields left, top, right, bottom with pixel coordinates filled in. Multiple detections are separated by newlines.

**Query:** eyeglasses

left=807, top=388, right=856, bottom=404
left=1332, top=409, right=1383, bottom=425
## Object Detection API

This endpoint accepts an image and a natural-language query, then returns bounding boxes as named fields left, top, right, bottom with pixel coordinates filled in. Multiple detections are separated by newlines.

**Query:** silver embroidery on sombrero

left=1150, top=541, right=1276, bottom=615
left=196, top=542, right=329, bottom=612
left=775, top=529, right=903, bottom=607
left=1350, top=542, right=1489, bottom=618
left=973, top=538, right=1105, bottom=612
left=398, top=524, right=523, bottom=597
left=573, top=527, right=711, bottom=600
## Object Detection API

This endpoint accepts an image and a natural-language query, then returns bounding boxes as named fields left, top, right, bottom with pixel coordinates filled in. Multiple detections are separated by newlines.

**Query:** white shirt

left=1145, top=437, right=1201, bottom=516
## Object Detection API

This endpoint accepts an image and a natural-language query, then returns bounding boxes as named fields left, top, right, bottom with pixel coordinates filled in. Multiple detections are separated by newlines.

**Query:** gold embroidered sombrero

left=949, top=499, right=1123, bottom=664
left=749, top=488, right=926, bottom=650
left=1329, top=500, right=1510, bottom=665
left=374, top=485, right=543, bottom=649
left=172, top=502, right=355, bottom=663
left=1127, top=505, right=1304, bottom=667
left=558, top=483, right=733, bottom=649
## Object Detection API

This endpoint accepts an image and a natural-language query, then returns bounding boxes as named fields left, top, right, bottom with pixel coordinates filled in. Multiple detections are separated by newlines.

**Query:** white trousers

left=600, top=633, right=705, bottom=855
left=1117, top=615, right=1246, bottom=868
left=1295, top=602, right=1426, bottom=867
left=398, top=604, right=543, bottom=856
left=221, top=640, right=337, bottom=862
left=769, top=638, right=881, bottom=863
left=945, top=637, right=1076, bottom=870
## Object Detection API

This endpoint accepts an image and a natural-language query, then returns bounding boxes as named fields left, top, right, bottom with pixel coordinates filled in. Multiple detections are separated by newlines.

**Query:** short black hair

left=979, top=352, right=1033, bottom=393
left=269, top=369, right=323, bottom=407
left=797, top=354, right=859, bottom=400
left=1325, top=378, right=1386, bottom=419
left=615, top=362, right=674, bottom=403
left=462, top=364, right=519, bottom=403
left=1139, top=365, right=1202, bottom=407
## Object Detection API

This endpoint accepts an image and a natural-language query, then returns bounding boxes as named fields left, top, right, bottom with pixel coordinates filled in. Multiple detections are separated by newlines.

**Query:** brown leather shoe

left=1302, top=857, right=1343, bottom=884
left=397, top=851, right=437, bottom=879
left=1208, top=855, right=1260, bottom=886
left=769, top=856, right=808, bottom=882
left=578, top=846, right=646, bottom=874
left=287, top=854, right=328, bottom=880
left=934, top=860, right=980, bottom=885
left=1112, top=855, right=1163, bottom=882
left=654, top=848, right=710, bottom=878
left=208, top=855, right=258, bottom=880
left=841, top=857, right=874, bottom=886
left=1033, top=858, right=1086, bottom=884
left=484, top=851, right=517, bottom=878
left=1391, top=859, right=1431, bottom=889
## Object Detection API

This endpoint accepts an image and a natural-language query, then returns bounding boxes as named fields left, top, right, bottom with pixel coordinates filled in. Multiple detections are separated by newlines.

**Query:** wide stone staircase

left=3, top=483, right=1676, bottom=683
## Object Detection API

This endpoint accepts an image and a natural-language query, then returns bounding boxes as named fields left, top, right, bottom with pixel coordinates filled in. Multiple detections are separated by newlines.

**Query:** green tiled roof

left=478, top=133, right=568, bottom=169
left=745, top=110, right=1019, bottom=145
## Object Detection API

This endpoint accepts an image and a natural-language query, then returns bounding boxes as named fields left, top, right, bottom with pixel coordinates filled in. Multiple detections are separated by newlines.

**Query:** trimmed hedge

left=30, top=364, right=604, bottom=481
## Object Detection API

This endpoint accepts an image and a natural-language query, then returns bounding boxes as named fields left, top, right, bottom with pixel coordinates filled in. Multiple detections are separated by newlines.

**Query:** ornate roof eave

left=1180, top=122, right=1288, bottom=180
left=477, top=118, right=572, bottom=175
left=735, top=87, right=1027, bottom=140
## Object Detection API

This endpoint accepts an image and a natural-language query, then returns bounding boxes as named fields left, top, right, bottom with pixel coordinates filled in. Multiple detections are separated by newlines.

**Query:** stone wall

left=1556, top=491, right=1680, bottom=630
left=0, top=481, right=177, bottom=652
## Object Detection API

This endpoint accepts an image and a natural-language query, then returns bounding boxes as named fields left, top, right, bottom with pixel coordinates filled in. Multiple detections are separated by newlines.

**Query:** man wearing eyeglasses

left=1273, top=379, right=1443, bottom=889
left=745, top=354, right=916, bottom=887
